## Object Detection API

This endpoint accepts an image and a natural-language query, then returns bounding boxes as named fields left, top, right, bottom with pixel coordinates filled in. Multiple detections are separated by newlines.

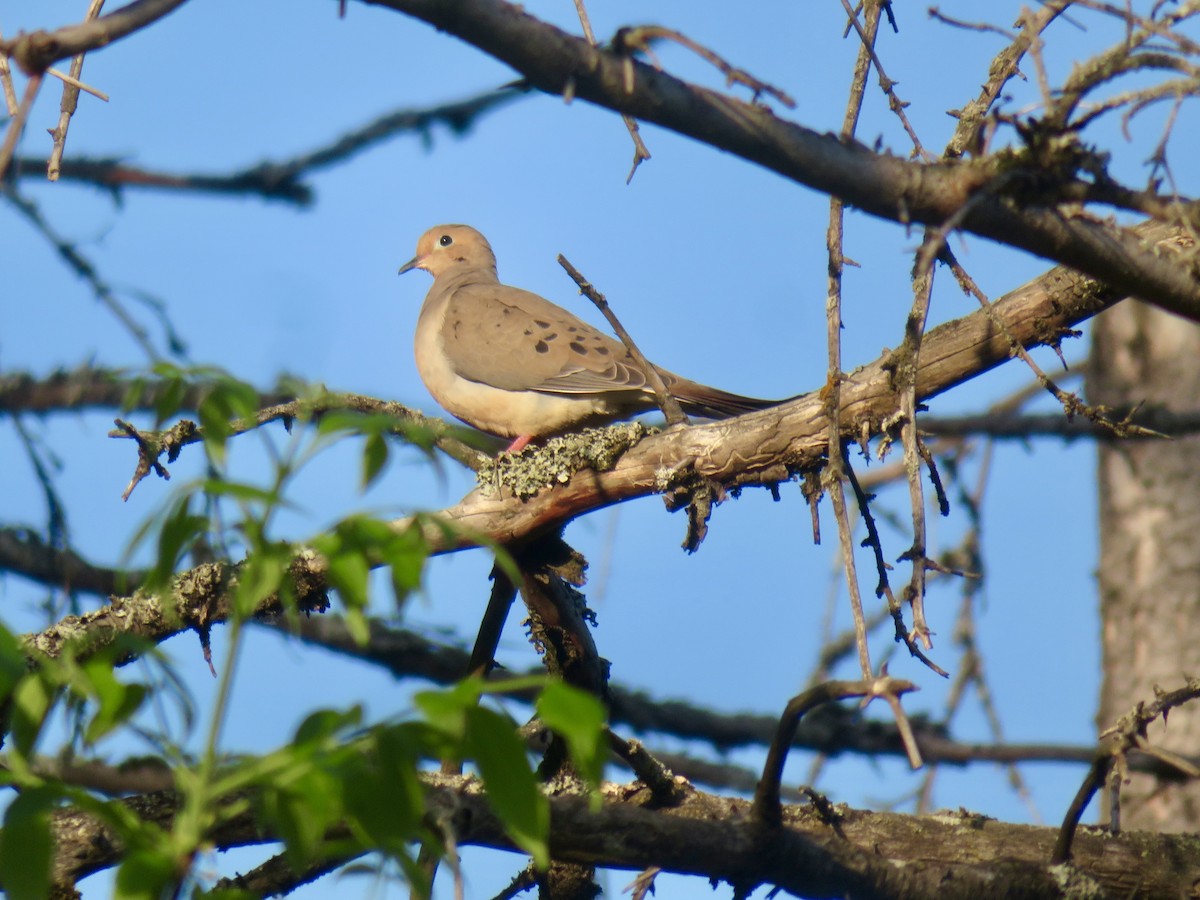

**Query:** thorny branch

left=41, top=767, right=1200, bottom=899
left=822, top=0, right=883, bottom=685
left=108, top=391, right=490, bottom=499
left=367, top=0, right=1200, bottom=323
left=752, top=676, right=918, bottom=827
left=1053, top=678, right=1200, bottom=863
left=8, top=87, right=522, bottom=203
left=46, top=0, right=106, bottom=181
left=570, top=0, right=650, bottom=182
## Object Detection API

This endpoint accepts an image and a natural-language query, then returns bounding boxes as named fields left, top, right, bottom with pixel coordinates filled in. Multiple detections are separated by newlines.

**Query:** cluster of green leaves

left=124, top=366, right=441, bottom=619
left=0, top=627, right=160, bottom=900
left=0, top=622, right=607, bottom=900
left=2, top=366, right=609, bottom=897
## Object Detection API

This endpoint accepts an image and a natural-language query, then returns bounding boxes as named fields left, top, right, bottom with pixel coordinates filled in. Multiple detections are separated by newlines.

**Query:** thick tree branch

left=400, top=226, right=1176, bottom=552
left=45, top=772, right=1200, bottom=899
left=20, top=555, right=329, bottom=664
left=0, top=526, right=144, bottom=596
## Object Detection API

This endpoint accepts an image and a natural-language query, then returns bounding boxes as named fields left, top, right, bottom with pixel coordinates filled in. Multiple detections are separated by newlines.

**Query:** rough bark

left=46, top=773, right=1200, bottom=900
left=1091, top=302, right=1200, bottom=830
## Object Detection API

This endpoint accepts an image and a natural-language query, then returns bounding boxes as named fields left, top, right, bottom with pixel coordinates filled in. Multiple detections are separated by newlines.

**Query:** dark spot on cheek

left=535, top=319, right=551, bottom=328
left=535, top=341, right=550, bottom=353
left=544, top=332, right=557, bottom=341
left=569, top=342, right=587, bottom=355
left=596, top=346, right=610, bottom=356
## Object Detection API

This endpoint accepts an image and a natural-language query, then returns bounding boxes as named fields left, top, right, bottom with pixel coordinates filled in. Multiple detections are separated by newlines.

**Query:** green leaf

left=10, top=675, right=54, bottom=757
left=536, top=682, right=608, bottom=795
left=200, top=479, right=281, bottom=505
left=151, top=371, right=188, bottom=426
left=0, top=787, right=55, bottom=900
left=414, top=679, right=485, bottom=739
left=81, top=658, right=148, bottom=744
left=260, top=767, right=343, bottom=867
left=0, top=622, right=28, bottom=699
left=325, top=546, right=370, bottom=612
left=293, top=706, right=363, bottom=747
left=196, top=376, right=259, bottom=466
left=233, top=546, right=287, bottom=617
left=114, top=847, right=178, bottom=900
left=314, top=410, right=377, bottom=436
left=342, top=725, right=436, bottom=873
left=465, top=707, right=548, bottom=869
left=362, top=431, right=389, bottom=490
left=147, top=495, right=208, bottom=593
left=382, top=523, right=427, bottom=611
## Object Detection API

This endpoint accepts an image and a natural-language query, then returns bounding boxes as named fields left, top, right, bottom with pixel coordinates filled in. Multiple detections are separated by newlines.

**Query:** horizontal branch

left=7, top=87, right=521, bottom=203
left=20, top=554, right=329, bottom=664
left=5, top=534, right=1187, bottom=782
left=285, top=614, right=1198, bottom=780
left=921, top=407, right=1200, bottom=439
left=0, top=526, right=143, bottom=597
left=46, top=770, right=1200, bottom=899
left=369, top=0, right=1200, bottom=322
left=0, top=367, right=296, bottom=416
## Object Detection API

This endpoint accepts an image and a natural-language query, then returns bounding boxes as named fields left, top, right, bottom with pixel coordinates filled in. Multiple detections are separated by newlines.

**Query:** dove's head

left=398, top=224, right=498, bottom=279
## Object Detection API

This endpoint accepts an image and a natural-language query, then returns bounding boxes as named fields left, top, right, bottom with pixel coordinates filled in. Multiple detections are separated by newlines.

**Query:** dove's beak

left=398, top=255, right=423, bottom=275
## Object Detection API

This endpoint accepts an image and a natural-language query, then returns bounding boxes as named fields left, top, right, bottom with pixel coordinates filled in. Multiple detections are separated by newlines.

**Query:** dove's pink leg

left=505, top=435, right=533, bottom=453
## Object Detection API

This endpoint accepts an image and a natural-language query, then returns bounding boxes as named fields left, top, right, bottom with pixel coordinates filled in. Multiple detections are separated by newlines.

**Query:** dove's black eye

left=438, top=235, right=453, bottom=247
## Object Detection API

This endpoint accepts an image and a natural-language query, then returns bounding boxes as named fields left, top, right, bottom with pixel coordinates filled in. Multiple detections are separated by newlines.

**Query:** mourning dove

left=399, top=224, right=778, bottom=452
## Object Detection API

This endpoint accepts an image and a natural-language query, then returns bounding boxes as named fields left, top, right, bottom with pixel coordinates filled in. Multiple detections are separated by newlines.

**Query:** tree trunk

left=1090, top=300, right=1200, bottom=830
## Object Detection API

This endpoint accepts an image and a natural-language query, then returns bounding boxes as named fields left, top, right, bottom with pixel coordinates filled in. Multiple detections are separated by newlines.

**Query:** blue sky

left=3, top=1, right=1177, bottom=896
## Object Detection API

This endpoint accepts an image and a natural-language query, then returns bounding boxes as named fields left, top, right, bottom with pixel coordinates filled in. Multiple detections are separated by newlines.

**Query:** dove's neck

left=432, top=264, right=500, bottom=294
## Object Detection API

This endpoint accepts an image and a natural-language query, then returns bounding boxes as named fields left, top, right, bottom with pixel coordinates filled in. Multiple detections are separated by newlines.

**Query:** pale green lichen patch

left=478, top=422, right=653, bottom=499
left=1048, top=863, right=1104, bottom=900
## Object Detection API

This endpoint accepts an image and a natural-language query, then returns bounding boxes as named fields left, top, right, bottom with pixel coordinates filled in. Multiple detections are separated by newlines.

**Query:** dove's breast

left=414, top=290, right=624, bottom=439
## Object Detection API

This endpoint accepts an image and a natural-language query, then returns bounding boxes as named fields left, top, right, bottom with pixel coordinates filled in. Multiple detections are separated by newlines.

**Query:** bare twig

left=0, top=71, right=43, bottom=179
left=1053, top=677, right=1200, bottom=863
left=895, top=229, right=942, bottom=650
left=556, top=254, right=687, bottom=428
left=843, top=457, right=949, bottom=678
left=10, top=87, right=521, bottom=204
left=1, top=0, right=190, bottom=74
left=935, top=2, right=1072, bottom=159
left=45, top=66, right=109, bottom=101
left=607, top=733, right=687, bottom=805
left=822, top=0, right=884, bottom=684
left=943, top=252, right=1166, bottom=440
left=571, top=0, right=650, bottom=182
left=113, top=417, right=185, bottom=500
left=47, top=0, right=107, bottom=181
left=2, top=186, right=163, bottom=359
left=107, top=391, right=488, bottom=499
left=0, top=27, right=19, bottom=115
left=611, top=25, right=795, bottom=109
left=752, top=675, right=918, bottom=826
left=839, top=0, right=934, bottom=160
